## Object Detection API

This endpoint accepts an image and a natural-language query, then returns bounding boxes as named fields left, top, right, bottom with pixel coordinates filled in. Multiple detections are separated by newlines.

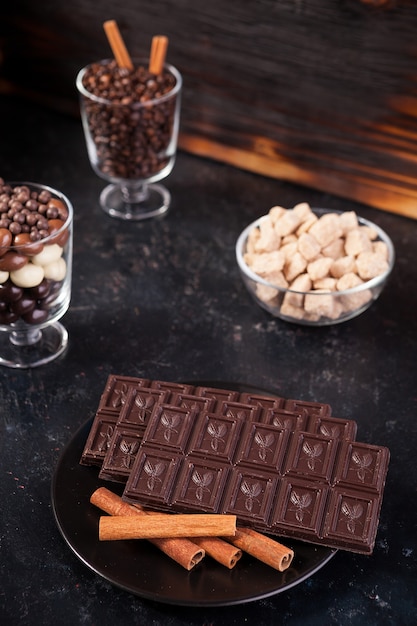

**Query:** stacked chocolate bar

left=80, top=375, right=389, bottom=555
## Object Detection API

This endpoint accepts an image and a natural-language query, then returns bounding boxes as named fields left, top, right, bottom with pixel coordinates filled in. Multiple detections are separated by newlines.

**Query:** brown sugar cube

left=297, top=232, right=321, bottom=261
left=293, top=202, right=314, bottom=220
left=284, top=273, right=312, bottom=307
left=274, top=209, right=303, bottom=237
left=255, top=283, right=279, bottom=305
left=337, top=272, right=372, bottom=311
left=337, top=272, right=364, bottom=291
left=296, top=213, right=318, bottom=235
left=339, top=211, right=359, bottom=233
left=284, top=251, right=308, bottom=282
left=372, top=240, right=389, bottom=260
left=255, top=270, right=288, bottom=303
left=254, top=218, right=281, bottom=252
left=307, top=256, right=333, bottom=281
left=281, top=234, right=298, bottom=246
left=248, top=250, right=285, bottom=275
left=246, top=227, right=260, bottom=255
left=355, top=251, right=389, bottom=281
left=279, top=241, right=298, bottom=262
left=280, top=299, right=307, bottom=320
left=344, top=228, right=373, bottom=256
left=360, top=225, right=378, bottom=241
left=268, top=205, right=286, bottom=223
left=262, top=270, right=288, bottom=288
left=321, top=238, right=345, bottom=260
left=330, top=255, right=357, bottom=279
left=308, top=213, right=343, bottom=247
left=313, top=276, right=337, bottom=291
left=304, top=290, right=339, bottom=319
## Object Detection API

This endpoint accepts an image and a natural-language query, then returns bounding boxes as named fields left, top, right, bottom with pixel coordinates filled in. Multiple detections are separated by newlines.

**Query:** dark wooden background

left=1, top=0, right=417, bottom=218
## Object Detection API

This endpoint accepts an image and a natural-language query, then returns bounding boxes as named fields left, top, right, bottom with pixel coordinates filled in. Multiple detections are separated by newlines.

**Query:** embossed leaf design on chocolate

left=119, top=439, right=138, bottom=468
left=241, top=481, right=262, bottom=512
left=341, top=501, right=364, bottom=534
left=144, top=460, right=166, bottom=490
left=351, top=452, right=373, bottom=481
left=98, top=425, right=114, bottom=451
left=135, top=394, right=155, bottom=422
left=320, top=424, right=340, bottom=438
left=290, top=490, right=312, bottom=523
left=254, top=432, right=275, bottom=461
left=225, top=408, right=246, bottom=419
left=302, top=441, right=324, bottom=470
left=207, top=422, right=227, bottom=451
left=112, top=383, right=129, bottom=407
left=161, top=411, right=181, bottom=442
left=273, top=416, right=292, bottom=429
left=191, top=471, right=214, bottom=501
left=182, top=400, right=198, bottom=411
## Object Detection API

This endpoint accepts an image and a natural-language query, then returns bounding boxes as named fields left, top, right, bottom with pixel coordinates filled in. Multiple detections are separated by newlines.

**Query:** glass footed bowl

left=0, top=181, right=73, bottom=367
left=236, top=208, right=395, bottom=326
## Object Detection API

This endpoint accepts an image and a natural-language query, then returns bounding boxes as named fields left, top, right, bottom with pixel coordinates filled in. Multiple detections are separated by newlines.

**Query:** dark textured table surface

left=0, top=96, right=416, bottom=626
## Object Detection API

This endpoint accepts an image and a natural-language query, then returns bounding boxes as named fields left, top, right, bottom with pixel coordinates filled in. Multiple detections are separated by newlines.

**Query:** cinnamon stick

left=99, top=513, right=237, bottom=541
left=90, top=487, right=204, bottom=570
left=134, top=504, right=242, bottom=569
left=149, top=35, right=168, bottom=75
left=225, top=527, right=294, bottom=572
left=103, top=20, right=134, bottom=70
left=193, top=537, right=242, bottom=569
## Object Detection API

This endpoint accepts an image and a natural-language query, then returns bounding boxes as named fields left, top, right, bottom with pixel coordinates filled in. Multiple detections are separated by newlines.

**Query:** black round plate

left=51, top=382, right=337, bottom=607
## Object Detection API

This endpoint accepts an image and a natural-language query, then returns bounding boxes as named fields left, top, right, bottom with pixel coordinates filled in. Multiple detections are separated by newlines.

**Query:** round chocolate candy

left=29, top=278, right=51, bottom=300
left=47, top=219, right=69, bottom=247
left=12, top=232, right=44, bottom=255
left=22, top=306, right=49, bottom=325
left=0, top=309, right=19, bottom=324
left=0, top=227, right=12, bottom=256
left=10, top=295, right=36, bottom=316
left=0, top=280, right=23, bottom=302
left=0, top=251, right=29, bottom=272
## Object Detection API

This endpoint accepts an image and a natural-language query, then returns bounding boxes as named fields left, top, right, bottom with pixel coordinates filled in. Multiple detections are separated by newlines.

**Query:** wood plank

left=1, top=0, right=417, bottom=217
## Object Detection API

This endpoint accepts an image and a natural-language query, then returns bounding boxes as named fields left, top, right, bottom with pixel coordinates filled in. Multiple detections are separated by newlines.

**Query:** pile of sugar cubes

left=243, top=203, right=390, bottom=321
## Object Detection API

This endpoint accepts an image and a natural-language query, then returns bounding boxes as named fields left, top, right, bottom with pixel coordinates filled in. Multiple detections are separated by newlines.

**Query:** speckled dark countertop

left=0, top=96, right=416, bottom=626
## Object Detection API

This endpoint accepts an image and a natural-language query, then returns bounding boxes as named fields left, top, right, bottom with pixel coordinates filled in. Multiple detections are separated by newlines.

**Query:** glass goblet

left=76, top=58, right=182, bottom=221
left=0, top=182, right=73, bottom=368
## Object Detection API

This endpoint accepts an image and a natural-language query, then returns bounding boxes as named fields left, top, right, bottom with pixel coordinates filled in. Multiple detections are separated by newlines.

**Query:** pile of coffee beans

left=80, top=60, right=179, bottom=180
left=0, top=179, right=70, bottom=326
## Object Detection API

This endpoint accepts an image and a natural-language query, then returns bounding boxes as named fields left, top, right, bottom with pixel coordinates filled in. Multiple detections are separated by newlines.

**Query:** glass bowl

left=236, top=207, right=395, bottom=326
left=0, top=181, right=73, bottom=367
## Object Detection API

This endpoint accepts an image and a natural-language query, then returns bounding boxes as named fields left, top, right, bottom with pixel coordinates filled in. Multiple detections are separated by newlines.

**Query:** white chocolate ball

left=0, top=270, right=9, bottom=284
left=32, top=243, right=63, bottom=267
left=43, top=257, right=67, bottom=281
left=10, top=263, right=45, bottom=288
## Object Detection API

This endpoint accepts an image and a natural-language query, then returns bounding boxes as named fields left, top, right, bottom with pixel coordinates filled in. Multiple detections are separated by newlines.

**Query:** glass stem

left=121, top=182, right=150, bottom=204
left=10, top=328, right=42, bottom=346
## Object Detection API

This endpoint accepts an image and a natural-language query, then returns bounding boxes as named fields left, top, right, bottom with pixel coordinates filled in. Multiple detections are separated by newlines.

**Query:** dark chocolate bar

left=80, top=375, right=389, bottom=554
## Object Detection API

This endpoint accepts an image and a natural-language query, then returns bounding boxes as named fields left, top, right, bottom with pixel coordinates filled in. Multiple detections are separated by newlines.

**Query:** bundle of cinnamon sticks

left=91, top=487, right=294, bottom=572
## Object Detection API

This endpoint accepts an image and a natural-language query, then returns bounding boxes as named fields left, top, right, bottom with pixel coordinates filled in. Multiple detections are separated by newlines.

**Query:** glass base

left=0, top=322, right=69, bottom=369
left=100, top=182, right=171, bottom=220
